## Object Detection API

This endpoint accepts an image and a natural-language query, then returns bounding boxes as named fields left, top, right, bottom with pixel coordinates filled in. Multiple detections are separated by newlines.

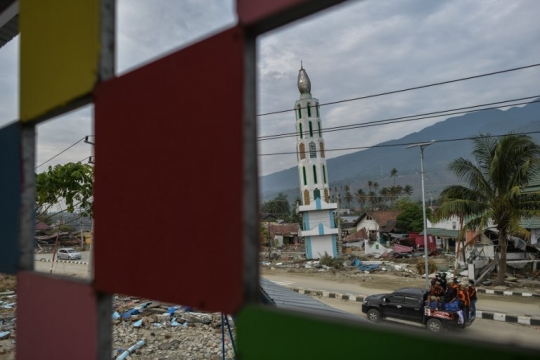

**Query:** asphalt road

left=263, top=273, right=540, bottom=317
left=35, top=250, right=91, bottom=262
left=316, top=296, right=540, bottom=351
left=34, top=259, right=90, bottom=279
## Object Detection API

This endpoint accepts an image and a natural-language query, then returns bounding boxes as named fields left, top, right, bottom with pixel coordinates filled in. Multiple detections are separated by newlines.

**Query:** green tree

left=259, top=222, right=269, bottom=245
left=436, top=134, right=540, bottom=285
left=390, top=168, right=398, bottom=185
left=36, top=162, right=94, bottom=217
left=261, top=193, right=291, bottom=219
left=396, top=200, right=431, bottom=232
left=379, top=187, right=389, bottom=208
left=367, top=181, right=373, bottom=192
left=289, top=197, right=303, bottom=226
left=403, top=185, right=413, bottom=196
left=368, top=191, right=377, bottom=209
left=344, top=185, right=353, bottom=209
left=356, top=189, right=366, bottom=211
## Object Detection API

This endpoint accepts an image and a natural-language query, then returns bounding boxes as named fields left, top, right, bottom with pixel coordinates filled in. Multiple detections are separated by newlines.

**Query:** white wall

left=531, top=228, right=540, bottom=244
left=308, top=210, right=333, bottom=229
left=428, top=215, right=459, bottom=230
left=356, top=218, right=378, bottom=232
left=310, top=236, right=335, bottom=258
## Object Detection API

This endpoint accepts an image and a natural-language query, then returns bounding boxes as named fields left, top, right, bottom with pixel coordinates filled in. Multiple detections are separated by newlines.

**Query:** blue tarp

left=352, top=258, right=379, bottom=271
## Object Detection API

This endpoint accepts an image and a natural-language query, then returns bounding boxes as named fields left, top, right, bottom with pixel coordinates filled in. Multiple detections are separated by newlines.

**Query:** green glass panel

left=237, top=306, right=536, bottom=360
left=309, top=121, right=313, bottom=137
left=318, top=121, right=321, bottom=137
left=302, top=167, right=307, bottom=186
left=323, top=165, right=327, bottom=183
left=299, top=123, right=303, bottom=138
left=307, top=102, right=311, bottom=117
left=313, top=165, right=317, bottom=183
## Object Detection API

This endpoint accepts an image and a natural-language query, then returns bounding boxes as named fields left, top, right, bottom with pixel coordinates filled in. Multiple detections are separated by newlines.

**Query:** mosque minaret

left=295, top=64, right=339, bottom=259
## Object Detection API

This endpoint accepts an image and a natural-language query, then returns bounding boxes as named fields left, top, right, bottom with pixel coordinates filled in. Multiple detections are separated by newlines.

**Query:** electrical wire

left=35, top=135, right=95, bottom=170
left=258, top=96, right=540, bottom=141
left=257, top=62, right=540, bottom=117
left=259, top=130, right=540, bottom=156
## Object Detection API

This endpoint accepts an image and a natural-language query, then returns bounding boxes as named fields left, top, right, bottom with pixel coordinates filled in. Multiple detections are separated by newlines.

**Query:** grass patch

left=415, top=258, right=438, bottom=275
left=319, top=252, right=343, bottom=269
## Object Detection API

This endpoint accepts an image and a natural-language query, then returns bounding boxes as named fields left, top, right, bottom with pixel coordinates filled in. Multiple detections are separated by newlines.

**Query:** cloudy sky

left=1, top=0, right=540, bottom=176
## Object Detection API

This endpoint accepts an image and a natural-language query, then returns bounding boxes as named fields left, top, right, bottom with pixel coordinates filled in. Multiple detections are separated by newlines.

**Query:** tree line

left=332, top=168, right=414, bottom=211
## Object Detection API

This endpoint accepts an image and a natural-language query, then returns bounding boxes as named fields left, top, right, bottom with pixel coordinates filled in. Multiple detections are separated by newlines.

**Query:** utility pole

left=84, top=136, right=95, bottom=280
left=337, top=194, right=342, bottom=256
left=79, top=211, right=85, bottom=251
left=50, top=215, right=63, bottom=274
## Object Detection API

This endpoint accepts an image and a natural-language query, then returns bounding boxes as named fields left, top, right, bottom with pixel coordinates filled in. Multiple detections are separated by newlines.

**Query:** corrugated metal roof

left=259, top=278, right=365, bottom=321
left=0, top=1, right=18, bottom=49
left=420, top=228, right=459, bottom=238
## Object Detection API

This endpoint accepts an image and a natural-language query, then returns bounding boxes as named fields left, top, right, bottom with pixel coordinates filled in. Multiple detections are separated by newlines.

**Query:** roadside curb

left=477, top=288, right=540, bottom=298
left=289, top=287, right=540, bottom=326
left=476, top=310, right=540, bottom=326
left=39, top=258, right=88, bottom=265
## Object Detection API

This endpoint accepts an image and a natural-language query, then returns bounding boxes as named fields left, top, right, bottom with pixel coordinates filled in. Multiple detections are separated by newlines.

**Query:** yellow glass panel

left=20, top=0, right=100, bottom=122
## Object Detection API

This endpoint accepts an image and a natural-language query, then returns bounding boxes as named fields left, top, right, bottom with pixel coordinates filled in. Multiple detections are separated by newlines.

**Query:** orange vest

left=457, top=289, right=470, bottom=306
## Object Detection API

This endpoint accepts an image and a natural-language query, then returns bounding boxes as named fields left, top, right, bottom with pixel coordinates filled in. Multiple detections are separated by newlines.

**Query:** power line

left=35, top=135, right=95, bottom=170
left=259, top=130, right=540, bottom=156
left=258, top=96, right=540, bottom=141
left=257, top=62, right=540, bottom=117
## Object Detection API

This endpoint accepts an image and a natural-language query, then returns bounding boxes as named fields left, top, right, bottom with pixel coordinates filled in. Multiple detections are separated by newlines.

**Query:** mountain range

left=260, top=99, right=540, bottom=204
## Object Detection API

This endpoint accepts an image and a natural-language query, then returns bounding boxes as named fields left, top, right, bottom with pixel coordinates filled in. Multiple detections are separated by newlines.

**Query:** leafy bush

left=319, top=252, right=343, bottom=269
left=415, top=258, right=438, bottom=275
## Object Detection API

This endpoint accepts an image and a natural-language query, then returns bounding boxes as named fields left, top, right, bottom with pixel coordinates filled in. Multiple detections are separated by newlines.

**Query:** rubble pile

left=0, top=290, right=16, bottom=357
left=112, top=296, right=236, bottom=360
left=0, top=290, right=237, bottom=359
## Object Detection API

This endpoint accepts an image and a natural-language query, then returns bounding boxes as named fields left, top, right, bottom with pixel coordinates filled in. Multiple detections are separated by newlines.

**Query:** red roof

left=269, top=223, right=299, bottom=239
left=344, top=228, right=367, bottom=242
left=35, top=221, right=51, bottom=231
left=354, top=211, right=401, bottom=228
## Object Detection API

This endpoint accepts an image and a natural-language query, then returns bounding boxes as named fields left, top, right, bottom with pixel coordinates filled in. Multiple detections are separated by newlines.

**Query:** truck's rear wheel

left=426, top=318, right=443, bottom=333
left=367, top=309, right=382, bottom=323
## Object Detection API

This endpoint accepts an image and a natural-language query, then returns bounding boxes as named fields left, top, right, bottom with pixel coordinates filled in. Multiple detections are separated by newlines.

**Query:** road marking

left=271, top=280, right=294, bottom=286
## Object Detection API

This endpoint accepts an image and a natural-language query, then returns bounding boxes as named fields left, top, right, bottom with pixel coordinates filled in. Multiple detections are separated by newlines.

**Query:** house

left=268, top=223, right=300, bottom=246
left=352, top=211, right=401, bottom=242
left=520, top=176, right=540, bottom=244
left=35, top=221, right=51, bottom=236
left=425, top=215, right=461, bottom=252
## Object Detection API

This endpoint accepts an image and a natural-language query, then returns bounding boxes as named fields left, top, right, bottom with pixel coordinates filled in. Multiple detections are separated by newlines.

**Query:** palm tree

left=437, top=134, right=540, bottom=285
left=356, top=189, right=366, bottom=211
left=390, top=168, right=398, bottom=185
left=344, top=185, right=353, bottom=209
left=373, top=182, right=379, bottom=193
left=367, top=181, right=373, bottom=192
left=403, top=185, right=413, bottom=196
left=368, top=191, right=377, bottom=209
left=379, top=187, right=389, bottom=208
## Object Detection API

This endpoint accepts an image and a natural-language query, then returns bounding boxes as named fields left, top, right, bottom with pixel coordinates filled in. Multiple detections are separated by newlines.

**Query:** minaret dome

left=297, top=62, right=311, bottom=94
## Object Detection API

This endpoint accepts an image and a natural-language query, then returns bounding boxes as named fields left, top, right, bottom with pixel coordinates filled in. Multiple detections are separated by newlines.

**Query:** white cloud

left=2, top=0, right=540, bottom=178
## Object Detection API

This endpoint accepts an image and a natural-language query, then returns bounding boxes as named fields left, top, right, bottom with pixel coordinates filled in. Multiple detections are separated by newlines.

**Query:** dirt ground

left=0, top=275, right=15, bottom=293
left=261, top=251, right=540, bottom=294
